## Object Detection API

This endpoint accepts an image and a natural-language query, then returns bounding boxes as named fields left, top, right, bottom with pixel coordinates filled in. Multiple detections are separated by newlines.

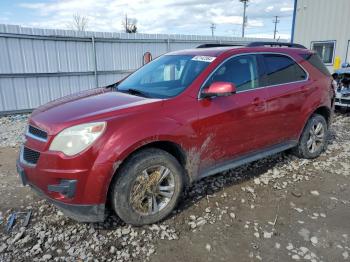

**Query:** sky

left=0, top=0, right=295, bottom=39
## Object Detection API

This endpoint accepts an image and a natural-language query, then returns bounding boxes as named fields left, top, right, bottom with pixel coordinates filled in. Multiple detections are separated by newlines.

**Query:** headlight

left=49, top=122, right=106, bottom=156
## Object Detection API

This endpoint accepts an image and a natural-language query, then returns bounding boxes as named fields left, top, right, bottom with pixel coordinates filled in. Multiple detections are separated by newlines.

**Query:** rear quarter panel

left=289, top=51, right=333, bottom=138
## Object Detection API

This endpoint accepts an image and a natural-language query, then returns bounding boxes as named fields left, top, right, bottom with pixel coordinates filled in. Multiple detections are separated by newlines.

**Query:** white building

left=292, top=0, right=350, bottom=72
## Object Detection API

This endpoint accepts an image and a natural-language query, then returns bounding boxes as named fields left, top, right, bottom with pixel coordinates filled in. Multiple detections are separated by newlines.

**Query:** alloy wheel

left=130, top=165, right=175, bottom=215
left=306, top=122, right=325, bottom=153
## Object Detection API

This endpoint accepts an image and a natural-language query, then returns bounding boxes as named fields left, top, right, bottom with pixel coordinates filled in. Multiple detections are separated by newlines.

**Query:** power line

left=273, top=16, right=280, bottom=39
left=239, top=0, right=249, bottom=38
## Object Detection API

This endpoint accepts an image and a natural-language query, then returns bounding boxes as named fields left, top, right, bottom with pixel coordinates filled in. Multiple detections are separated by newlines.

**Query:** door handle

left=301, top=86, right=308, bottom=92
left=252, top=98, right=266, bottom=111
left=252, top=98, right=262, bottom=106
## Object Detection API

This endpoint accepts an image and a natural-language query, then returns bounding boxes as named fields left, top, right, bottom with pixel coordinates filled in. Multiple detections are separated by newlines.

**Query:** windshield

left=117, top=55, right=212, bottom=98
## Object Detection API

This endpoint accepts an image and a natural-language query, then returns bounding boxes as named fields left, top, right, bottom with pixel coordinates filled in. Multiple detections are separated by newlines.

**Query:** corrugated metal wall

left=0, top=24, right=269, bottom=114
left=293, top=0, right=350, bottom=72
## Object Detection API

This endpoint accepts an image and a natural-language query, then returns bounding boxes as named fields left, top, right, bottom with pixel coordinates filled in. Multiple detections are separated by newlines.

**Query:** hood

left=30, top=88, right=162, bottom=133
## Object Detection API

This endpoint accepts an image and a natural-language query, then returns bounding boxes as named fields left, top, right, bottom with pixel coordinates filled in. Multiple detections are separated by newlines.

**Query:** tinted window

left=263, top=54, right=307, bottom=86
left=205, top=54, right=261, bottom=92
left=300, top=53, right=331, bottom=76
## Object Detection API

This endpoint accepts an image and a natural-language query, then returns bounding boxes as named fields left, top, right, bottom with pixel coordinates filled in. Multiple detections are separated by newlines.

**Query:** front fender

left=88, top=115, right=196, bottom=203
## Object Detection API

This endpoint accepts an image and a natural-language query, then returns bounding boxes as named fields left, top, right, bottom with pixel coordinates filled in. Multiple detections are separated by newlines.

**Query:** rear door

left=260, top=53, right=308, bottom=146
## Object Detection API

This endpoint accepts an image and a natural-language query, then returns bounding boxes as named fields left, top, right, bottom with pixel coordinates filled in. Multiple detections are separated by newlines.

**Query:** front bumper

left=335, top=100, right=350, bottom=107
left=335, top=93, right=350, bottom=107
left=17, top=159, right=106, bottom=223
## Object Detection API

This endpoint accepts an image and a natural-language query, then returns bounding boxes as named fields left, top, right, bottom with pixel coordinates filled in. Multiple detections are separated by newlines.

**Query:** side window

left=206, top=54, right=260, bottom=92
left=263, top=54, right=307, bottom=86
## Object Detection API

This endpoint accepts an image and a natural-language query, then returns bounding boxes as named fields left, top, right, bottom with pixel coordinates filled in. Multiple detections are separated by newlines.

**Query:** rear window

left=263, top=54, right=308, bottom=86
left=300, top=53, right=331, bottom=76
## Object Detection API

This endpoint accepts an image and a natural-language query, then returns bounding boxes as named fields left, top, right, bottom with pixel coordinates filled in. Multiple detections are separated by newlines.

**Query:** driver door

left=194, top=54, right=269, bottom=172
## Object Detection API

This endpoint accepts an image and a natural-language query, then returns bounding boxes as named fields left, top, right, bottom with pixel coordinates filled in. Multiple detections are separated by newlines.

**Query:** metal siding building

left=293, top=0, right=350, bottom=72
left=0, top=24, right=270, bottom=114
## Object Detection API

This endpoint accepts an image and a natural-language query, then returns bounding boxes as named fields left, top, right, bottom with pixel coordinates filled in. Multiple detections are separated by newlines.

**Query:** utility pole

left=273, top=16, right=280, bottom=39
left=125, top=14, right=128, bottom=33
left=210, top=23, right=216, bottom=37
left=239, top=0, right=249, bottom=38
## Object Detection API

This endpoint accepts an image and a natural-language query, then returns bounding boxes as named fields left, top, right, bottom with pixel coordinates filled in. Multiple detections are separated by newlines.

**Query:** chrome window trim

left=19, top=146, right=37, bottom=167
left=25, top=125, right=48, bottom=142
left=197, top=52, right=310, bottom=99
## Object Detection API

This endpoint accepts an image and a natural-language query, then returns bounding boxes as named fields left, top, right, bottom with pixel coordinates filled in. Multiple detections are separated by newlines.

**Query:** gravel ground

left=0, top=112, right=349, bottom=262
left=0, top=114, right=28, bottom=148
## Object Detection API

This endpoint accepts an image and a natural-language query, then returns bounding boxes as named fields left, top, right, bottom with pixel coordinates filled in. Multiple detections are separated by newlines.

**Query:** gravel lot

left=0, top=112, right=349, bottom=262
left=0, top=114, right=27, bottom=148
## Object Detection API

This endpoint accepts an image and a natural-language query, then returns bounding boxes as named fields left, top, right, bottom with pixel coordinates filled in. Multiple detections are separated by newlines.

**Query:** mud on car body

left=17, top=42, right=334, bottom=225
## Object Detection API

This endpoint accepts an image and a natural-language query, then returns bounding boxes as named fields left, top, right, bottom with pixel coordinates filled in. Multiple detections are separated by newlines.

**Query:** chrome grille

left=27, top=125, right=48, bottom=141
left=22, top=147, right=40, bottom=165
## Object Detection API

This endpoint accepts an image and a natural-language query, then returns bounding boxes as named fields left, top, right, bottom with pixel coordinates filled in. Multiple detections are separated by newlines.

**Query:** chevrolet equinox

left=17, top=42, right=335, bottom=225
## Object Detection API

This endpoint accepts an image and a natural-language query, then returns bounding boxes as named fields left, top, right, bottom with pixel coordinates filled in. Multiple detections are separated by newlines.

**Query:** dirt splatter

left=185, top=135, right=214, bottom=181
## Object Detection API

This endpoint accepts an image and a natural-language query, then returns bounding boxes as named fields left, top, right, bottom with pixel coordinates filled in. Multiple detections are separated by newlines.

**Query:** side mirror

left=202, top=82, right=236, bottom=98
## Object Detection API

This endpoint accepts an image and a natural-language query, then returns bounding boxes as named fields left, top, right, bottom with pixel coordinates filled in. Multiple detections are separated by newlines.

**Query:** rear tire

left=292, top=114, right=328, bottom=159
left=111, top=148, right=184, bottom=226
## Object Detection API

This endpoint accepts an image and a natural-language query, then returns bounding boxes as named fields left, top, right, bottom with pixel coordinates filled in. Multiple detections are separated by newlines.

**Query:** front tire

left=293, top=114, right=328, bottom=159
left=111, top=148, right=184, bottom=226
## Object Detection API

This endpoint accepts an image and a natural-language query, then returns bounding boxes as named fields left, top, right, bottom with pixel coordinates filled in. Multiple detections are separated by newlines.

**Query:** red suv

left=17, top=42, right=334, bottom=225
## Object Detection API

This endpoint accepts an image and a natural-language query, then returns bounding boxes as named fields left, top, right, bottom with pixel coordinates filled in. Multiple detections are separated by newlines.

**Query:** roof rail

left=246, top=41, right=307, bottom=49
left=196, top=43, right=243, bottom=48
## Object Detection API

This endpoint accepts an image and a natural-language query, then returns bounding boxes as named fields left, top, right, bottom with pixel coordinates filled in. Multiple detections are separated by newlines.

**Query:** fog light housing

left=48, top=180, right=77, bottom=198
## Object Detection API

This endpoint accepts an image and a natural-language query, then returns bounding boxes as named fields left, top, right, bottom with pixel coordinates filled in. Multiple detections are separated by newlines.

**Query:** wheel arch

left=313, top=106, right=331, bottom=126
left=105, top=140, right=189, bottom=207
left=298, top=105, right=331, bottom=141
left=293, top=106, right=329, bottom=159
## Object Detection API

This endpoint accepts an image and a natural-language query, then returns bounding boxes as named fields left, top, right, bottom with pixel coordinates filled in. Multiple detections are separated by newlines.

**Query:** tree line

left=69, top=13, right=137, bottom=33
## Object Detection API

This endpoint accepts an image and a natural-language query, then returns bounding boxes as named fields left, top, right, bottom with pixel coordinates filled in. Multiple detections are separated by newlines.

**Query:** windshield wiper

left=119, top=88, right=149, bottom=98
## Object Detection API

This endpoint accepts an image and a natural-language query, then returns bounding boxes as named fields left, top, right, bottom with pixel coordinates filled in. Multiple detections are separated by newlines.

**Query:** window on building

left=311, top=41, right=335, bottom=64
left=263, top=54, right=307, bottom=86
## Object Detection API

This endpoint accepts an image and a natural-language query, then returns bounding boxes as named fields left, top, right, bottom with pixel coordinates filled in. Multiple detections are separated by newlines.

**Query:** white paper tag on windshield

left=191, top=56, right=216, bottom=63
